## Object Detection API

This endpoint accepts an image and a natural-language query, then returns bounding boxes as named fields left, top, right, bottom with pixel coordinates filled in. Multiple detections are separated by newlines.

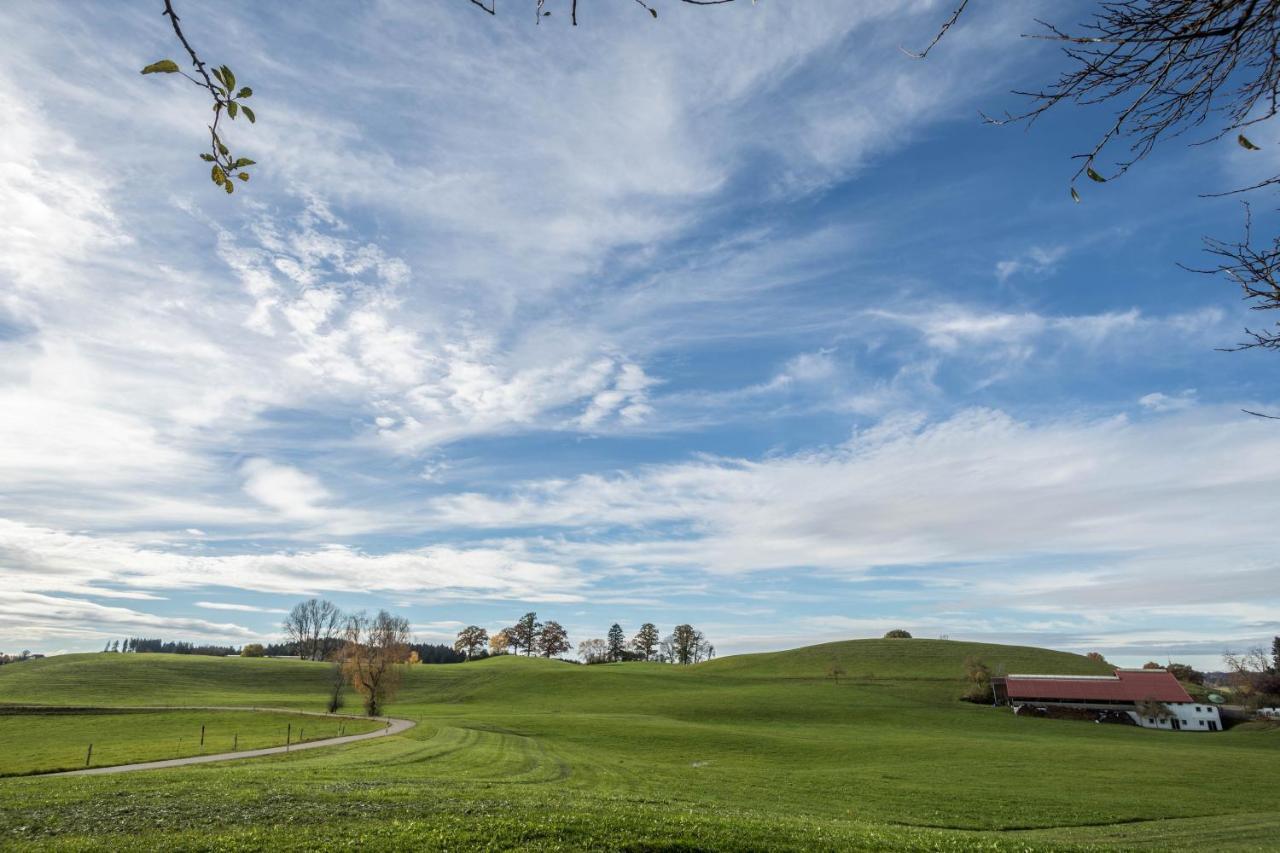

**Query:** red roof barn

left=997, top=669, right=1192, bottom=705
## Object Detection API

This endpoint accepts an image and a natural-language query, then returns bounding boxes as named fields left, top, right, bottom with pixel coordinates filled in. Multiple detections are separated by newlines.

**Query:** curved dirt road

left=28, top=706, right=416, bottom=777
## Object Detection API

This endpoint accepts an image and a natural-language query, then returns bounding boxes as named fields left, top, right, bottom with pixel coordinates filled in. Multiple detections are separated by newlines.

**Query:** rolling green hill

left=696, top=637, right=1112, bottom=679
left=1, top=640, right=1276, bottom=851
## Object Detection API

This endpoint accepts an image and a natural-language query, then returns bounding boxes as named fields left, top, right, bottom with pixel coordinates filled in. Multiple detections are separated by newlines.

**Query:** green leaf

left=211, top=67, right=225, bottom=86
left=221, top=65, right=236, bottom=92
left=241, top=105, right=255, bottom=124
left=211, top=165, right=225, bottom=185
left=200, top=153, right=216, bottom=162
left=232, top=157, right=256, bottom=168
left=238, top=172, right=250, bottom=182
left=1238, top=133, right=1261, bottom=151
left=225, top=179, right=235, bottom=194
left=217, top=140, right=229, bottom=156
left=228, top=102, right=238, bottom=119
left=1070, top=186, right=1081, bottom=203
left=1086, top=165, right=1106, bottom=183
left=141, top=60, right=180, bottom=74
left=236, top=87, right=253, bottom=99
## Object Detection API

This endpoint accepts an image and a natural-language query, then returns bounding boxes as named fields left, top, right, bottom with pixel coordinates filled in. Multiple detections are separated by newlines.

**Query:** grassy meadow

left=0, top=639, right=1276, bottom=850
left=0, top=709, right=384, bottom=776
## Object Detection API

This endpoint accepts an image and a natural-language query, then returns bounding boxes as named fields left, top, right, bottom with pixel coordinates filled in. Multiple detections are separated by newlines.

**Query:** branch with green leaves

left=141, top=0, right=256, bottom=194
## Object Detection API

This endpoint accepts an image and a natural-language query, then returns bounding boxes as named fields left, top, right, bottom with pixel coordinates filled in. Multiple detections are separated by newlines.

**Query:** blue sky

left=1, top=1, right=1277, bottom=668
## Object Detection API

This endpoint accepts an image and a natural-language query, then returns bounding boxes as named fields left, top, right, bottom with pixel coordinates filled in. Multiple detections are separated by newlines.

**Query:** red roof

left=1004, top=669, right=1191, bottom=703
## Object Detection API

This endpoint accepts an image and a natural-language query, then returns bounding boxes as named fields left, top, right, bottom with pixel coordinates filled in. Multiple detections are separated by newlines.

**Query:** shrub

left=240, top=643, right=265, bottom=657
left=883, top=630, right=912, bottom=639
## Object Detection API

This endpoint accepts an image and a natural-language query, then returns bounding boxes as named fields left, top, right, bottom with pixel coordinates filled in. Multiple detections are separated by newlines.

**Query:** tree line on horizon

left=450, top=615, right=715, bottom=665
left=82, top=600, right=717, bottom=714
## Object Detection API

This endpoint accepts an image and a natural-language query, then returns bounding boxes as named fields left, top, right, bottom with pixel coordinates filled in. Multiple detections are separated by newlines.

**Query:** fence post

left=299, top=727, right=303, bottom=743
left=233, top=732, right=238, bottom=751
left=200, top=724, right=205, bottom=748
left=85, top=743, right=93, bottom=767
left=286, top=723, right=291, bottom=750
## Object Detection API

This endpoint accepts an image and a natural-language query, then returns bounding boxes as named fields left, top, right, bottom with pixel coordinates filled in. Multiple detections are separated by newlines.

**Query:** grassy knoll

left=0, top=709, right=384, bottom=776
left=0, top=640, right=1277, bottom=851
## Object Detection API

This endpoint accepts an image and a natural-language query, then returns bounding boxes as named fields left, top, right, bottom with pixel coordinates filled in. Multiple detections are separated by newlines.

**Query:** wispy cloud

left=0, top=1, right=1274, bottom=662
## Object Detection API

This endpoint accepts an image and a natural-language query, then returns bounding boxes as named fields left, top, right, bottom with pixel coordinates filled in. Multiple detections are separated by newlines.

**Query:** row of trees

left=578, top=623, right=713, bottom=665
left=0, top=650, right=38, bottom=666
left=487, top=613, right=572, bottom=658
left=104, top=638, right=240, bottom=656
left=453, top=617, right=716, bottom=665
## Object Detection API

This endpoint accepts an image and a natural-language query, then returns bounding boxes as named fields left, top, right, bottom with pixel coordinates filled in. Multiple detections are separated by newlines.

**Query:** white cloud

left=1139, top=390, right=1198, bottom=412
left=240, top=458, right=333, bottom=520
left=0, top=592, right=257, bottom=645
left=194, top=601, right=289, bottom=614
left=868, top=305, right=1228, bottom=360
left=1, top=2, right=1270, bottom=662
left=426, top=407, right=1280, bottom=586
left=0, top=518, right=587, bottom=604
left=994, top=245, right=1067, bottom=283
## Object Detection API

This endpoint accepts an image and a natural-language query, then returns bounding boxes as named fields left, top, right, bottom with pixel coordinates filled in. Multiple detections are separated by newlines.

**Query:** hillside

left=1, top=639, right=1277, bottom=850
left=0, top=653, right=331, bottom=709
left=696, top=637, right=1111, bottom=680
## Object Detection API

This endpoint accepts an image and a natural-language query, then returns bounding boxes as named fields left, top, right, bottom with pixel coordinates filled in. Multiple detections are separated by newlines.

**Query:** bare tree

left=283, top=599, right=344, bottom=661
left=918, top=1, right=1280, bottom=387
left=326, top=660, right=347, bottom=714
left=962, top=655, right=992, bottom=702
left=1223, top=646, right=1280, bottom=707
left=665, top=624, right=714, bottom=665
left=826, top=661, right=847, bottom=684
left=453, top=625, right=490, bottom=660
left=1136, top=697, right=1174, bottom=720
left=578, top=638, right=608, bottom=663
left=341, top=610, right=411, bottom=716
left=1192, top=206, right=1280, bottom=366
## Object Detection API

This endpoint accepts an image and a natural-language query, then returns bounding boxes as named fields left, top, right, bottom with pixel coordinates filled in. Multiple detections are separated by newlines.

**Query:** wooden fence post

left=233, top=732, right=238, bottom=751
left=200, top=724, right=205, bottom=747
left=286, top=723, right=291, bottom=750
left=85, top=743, right=93, bottom=767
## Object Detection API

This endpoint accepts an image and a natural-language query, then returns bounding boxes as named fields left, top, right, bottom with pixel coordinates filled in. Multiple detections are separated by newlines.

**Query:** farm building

left=991, top=668, right=1221, bottom=731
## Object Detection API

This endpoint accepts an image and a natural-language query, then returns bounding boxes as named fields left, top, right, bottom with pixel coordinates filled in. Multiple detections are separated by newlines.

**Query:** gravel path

left=28, top=706, right=416, bottom=777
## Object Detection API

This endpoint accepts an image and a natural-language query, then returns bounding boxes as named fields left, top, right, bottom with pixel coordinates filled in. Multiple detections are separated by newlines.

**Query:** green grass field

left=0, top=639, right=1276, bottom=851
left=0, top=709, right=383, bottom=776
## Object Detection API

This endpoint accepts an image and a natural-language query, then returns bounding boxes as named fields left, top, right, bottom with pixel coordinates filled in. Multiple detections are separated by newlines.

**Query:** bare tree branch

left=902, top=0, right=971, bottom=59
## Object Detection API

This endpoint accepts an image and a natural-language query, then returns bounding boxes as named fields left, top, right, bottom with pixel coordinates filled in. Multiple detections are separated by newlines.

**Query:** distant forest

left=104, top=637, right=468, bottom=664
